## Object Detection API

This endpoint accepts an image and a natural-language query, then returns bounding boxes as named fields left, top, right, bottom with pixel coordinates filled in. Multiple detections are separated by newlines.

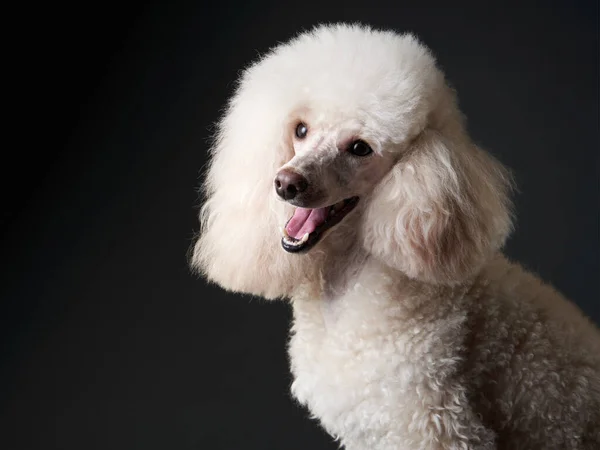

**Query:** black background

left=1, top=1, right=598, bottom=449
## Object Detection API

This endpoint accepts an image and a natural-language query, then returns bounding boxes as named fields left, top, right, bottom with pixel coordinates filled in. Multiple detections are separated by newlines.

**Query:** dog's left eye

left=348, top=140, right=373, bottom=157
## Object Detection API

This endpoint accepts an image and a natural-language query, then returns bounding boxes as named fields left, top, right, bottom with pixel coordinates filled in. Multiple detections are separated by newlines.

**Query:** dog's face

left=192, top=24, right=514, bottom=299
left=275, top=111, right=398, bottom=253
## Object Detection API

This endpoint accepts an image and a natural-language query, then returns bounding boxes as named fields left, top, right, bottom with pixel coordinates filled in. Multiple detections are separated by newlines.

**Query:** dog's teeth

left=331, top=201, right=345, bottom=213
left=299, top=233, right=309, bottom=244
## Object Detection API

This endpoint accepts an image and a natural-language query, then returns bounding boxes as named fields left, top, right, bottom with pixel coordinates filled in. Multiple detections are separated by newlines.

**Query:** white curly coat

left=192, top=23, right=600, bottom=450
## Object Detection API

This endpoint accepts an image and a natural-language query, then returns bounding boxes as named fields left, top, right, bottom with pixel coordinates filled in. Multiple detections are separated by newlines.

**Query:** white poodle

left=191, top=23, right=600, bottom=450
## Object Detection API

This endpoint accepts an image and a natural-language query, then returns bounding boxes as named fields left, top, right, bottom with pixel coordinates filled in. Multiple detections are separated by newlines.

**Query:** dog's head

left=191, top=23, right=514, bottom=298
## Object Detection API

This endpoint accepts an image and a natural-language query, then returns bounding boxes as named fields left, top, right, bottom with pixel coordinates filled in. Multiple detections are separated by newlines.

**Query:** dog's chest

left=287, top=293, right=426, bottom=441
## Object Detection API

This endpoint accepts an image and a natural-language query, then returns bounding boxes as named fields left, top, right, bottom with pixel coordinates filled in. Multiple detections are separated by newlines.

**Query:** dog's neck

left=291, top=231, right=486, bottom=329
left=319, top=245, right=371, bottom=325
left=322, top=246, right=369, bottom=297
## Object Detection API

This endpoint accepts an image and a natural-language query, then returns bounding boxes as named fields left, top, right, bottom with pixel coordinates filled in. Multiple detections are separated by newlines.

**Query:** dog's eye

left=348, top=140, right=373, bottom=157
left=295, top=123, right=308, bottom=139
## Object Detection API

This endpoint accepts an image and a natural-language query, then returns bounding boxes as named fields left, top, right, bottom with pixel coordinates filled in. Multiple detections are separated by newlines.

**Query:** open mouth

left=281, top=196, right=359, bottom=253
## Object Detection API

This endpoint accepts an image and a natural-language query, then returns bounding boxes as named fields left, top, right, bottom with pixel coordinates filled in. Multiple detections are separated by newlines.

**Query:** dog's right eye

left=348, top=140, right=373, bottom=157
left=295, top=123, right=308, bottom=139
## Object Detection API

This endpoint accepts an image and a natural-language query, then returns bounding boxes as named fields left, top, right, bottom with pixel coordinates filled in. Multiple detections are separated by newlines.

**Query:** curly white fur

left=191, top=23, right=600, bottom=449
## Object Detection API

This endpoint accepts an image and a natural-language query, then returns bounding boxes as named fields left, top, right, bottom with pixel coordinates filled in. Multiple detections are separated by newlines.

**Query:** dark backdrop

left=1, top=1, right=598, bottom=449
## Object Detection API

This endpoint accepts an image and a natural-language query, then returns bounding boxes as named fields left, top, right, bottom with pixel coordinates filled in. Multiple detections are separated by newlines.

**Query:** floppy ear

left=362, top=128, right=514, bottom=285
left=190, top=66, right=312, bottom=300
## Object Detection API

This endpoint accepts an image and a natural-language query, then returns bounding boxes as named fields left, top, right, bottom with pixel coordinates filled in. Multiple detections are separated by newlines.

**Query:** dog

left=191, top=23, right=600, bottom=449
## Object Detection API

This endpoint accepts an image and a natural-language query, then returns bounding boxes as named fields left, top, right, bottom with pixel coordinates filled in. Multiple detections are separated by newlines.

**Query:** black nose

left=274, top=169, right=308, bottom=200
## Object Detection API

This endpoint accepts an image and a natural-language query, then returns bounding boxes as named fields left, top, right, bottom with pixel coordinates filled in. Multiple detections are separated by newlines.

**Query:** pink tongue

left=285, top=207, right=329, bottom=239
